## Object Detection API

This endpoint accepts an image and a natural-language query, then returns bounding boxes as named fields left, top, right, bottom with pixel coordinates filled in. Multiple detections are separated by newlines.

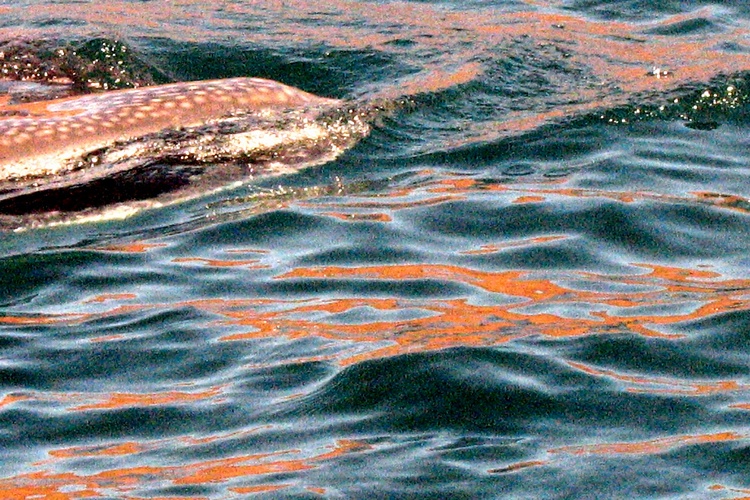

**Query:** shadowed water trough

left=0, top=77, right=370, bottom=228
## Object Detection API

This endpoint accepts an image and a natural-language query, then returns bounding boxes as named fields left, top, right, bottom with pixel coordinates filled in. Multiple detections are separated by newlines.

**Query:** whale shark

left=0, top=77, right=369, bottom=227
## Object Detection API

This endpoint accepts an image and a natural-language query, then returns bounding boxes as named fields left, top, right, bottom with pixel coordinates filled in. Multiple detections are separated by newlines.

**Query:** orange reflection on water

left=708, top=484, right=750, bottom=498
left=310, top=193, right=461, bottom=212
left=93, top=242, right=167, bottom=253
left=568, top=361, right=750, bottom=397
left=222, top=296, right=529, bottom=366
left=488, top=459, right=550, bottom=474
left=694, top=192, right=750, bottom=215
left=4, top=0, right=748, bottom=116
left=3, top=256, right=743, bottom=368
left=320, top=211, right=393, bottom=222
left=0, top=471, right=103, bottom=500
left=42, top=442, right=146, bottom=461
left=1, top=386, right=226, bottom=414
left=513, top=195, right=547, bottom=204
left=231, top=484, right=291, bottom=494
left=0, top=393, right=30, bottom=409
left=551, top=432, right=745, bottom=456
left=279, top=264, right=569, bottom=300
left=487, top=432, right=749, bottom=479
left=397, top=61, right=483, bottom=96
left=0, top=254, right=746, bottom=369
left=430, top=177, right=750, bottom=216
left=0, top=438, right=369, bottom=499
left=199, top=255, right=748, bottom=364
left=0, top=313, right=86, bottom=325
left=484, top=431, right=750, bottom=482
left=172, top=256, right=268, bottom=269
left=83, top=293, right=138, bottom=304
left=460, top=236, right=568, bottom=255
left=176, top=440, right=366, bottom=486
left=69, top=386, right=226, bottom=412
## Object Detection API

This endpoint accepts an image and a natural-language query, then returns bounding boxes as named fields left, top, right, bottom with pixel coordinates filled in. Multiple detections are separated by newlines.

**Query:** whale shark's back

left=0, top=77, right=370, bottom=229
left=0, top=77, right=341, bottom=181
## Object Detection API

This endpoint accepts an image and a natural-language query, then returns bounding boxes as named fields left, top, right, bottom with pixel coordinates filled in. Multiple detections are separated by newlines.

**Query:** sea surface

left=1, top=1, right=750, bottom=498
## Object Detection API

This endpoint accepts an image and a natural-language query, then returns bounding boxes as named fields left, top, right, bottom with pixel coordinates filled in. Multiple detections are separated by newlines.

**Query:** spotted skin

left=0, top=77, right=341, bottom=181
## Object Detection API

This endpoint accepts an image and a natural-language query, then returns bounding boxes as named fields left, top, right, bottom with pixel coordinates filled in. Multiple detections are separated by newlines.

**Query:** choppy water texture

left=1, top=1, right=750, bottom=498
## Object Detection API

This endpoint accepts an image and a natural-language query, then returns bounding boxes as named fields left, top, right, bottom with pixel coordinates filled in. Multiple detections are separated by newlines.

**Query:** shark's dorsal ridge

left=0, top=77, right=341, bottom=181
left=0, top=77, right=371, bottom=229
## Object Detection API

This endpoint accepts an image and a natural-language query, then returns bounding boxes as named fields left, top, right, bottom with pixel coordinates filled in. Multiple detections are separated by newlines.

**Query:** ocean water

left=1, top=1, right=750, bottom=498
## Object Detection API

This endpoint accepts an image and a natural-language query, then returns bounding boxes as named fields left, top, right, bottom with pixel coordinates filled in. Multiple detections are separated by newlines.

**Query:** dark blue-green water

left=1, top=1, right=750, bottom=498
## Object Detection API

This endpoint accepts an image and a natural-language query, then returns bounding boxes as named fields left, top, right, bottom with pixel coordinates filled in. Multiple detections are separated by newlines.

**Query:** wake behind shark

left=0, top=77, right=371, bottom=228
